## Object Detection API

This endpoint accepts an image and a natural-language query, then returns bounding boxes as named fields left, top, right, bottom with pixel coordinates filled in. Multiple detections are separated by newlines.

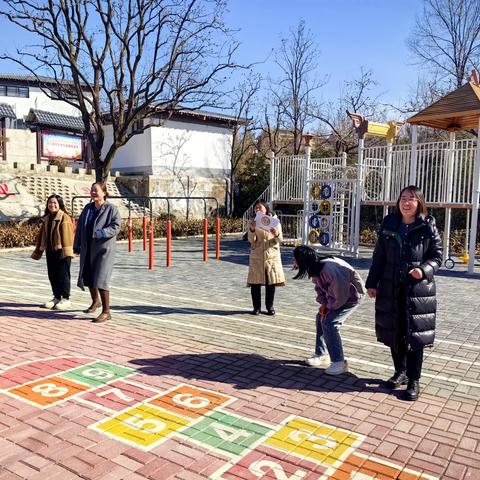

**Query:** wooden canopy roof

left=407, top=80, right=480, bottom=131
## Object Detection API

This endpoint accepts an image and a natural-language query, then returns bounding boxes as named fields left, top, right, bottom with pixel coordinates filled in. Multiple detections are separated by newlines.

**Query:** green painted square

left=180, top=411, right=273, bottom=456
left=59, top=360, right=134, bottom=387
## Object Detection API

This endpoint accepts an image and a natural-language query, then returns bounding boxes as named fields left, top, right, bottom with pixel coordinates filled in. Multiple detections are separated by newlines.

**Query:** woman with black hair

left=247, top=200, right=285, bottom=315
left=31, top=194, right=74, bottom=310
left=74, top=182, right=121, bottom=323
left=366, top=185, right=442, bottom=401
left=293, top=245, right=365, bottom=375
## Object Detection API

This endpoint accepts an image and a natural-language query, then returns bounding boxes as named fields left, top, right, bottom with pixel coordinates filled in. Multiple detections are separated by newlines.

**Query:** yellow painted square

left=265, top=417, right=361, bottom=466
left=94, top=403, right=189, bottom=447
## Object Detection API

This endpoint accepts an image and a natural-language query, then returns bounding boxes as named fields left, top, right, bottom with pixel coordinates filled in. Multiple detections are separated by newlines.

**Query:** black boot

left=404, top=379, right=420, bottom=401
left=385, top=371, right=408, bottom=389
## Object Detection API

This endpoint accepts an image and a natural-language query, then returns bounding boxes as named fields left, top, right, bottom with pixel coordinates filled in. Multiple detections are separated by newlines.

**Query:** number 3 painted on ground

left=172, top=393, right=210, bottom=409
left=249, top=460, right=306, bottom=479
left=289, top=429, right=337, bottom=450
left=32, top=383, right=69, bottom=397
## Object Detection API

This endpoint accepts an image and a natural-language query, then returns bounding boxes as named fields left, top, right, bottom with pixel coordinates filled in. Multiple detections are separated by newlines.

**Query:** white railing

left=272, top=154, right=347, bottom=202
left=277, top=212, right=303, bottom=243
left=361, top=139, right=477, bottom=204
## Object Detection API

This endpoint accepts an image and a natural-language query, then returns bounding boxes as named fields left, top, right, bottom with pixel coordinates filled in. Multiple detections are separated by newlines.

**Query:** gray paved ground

left=0, top=236, right=480, bottom=479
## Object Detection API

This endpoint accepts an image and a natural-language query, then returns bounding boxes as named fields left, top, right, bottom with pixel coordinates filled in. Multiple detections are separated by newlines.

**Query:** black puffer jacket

left=365, top=213, right=443, bottom=350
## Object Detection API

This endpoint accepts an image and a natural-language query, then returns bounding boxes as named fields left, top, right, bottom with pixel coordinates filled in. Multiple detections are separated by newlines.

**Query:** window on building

left=0, top=84, right=30, bottom=98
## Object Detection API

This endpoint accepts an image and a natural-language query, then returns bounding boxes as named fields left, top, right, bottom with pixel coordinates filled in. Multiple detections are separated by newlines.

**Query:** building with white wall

left=0, top=74, right=87, bottom=167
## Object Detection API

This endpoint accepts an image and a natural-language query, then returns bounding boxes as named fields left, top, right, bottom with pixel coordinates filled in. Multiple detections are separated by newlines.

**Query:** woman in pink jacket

left=293, top=246, right=365, bottom=375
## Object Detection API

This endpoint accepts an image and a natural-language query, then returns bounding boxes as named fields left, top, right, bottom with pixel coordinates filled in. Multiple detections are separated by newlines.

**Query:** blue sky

left=225, top=0, right=424, bottom=106
left=1, top=0, right=424, bottom=110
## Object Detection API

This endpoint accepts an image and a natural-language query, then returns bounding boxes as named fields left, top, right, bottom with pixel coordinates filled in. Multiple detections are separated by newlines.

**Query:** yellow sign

left=308, top=230, right=319, bottom=243
left=319, top=200, right=331, bottom=215
left=310, top=184, right=322, bottom=200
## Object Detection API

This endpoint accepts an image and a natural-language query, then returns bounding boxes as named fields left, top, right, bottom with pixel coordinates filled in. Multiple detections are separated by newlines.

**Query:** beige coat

left=31, top=209, right=74, bottom=260
left=246, top=224, right=285, bottom=286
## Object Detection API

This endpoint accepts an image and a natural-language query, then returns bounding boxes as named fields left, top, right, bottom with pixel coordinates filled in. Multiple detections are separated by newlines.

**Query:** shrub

left=0, top=217, right=244, bottom=249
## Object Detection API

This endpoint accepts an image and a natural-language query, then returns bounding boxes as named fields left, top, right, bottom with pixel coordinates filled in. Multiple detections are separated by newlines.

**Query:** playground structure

left=243, top=73, right=480, bottom=274
left=71, top=195, right=222, bottom=270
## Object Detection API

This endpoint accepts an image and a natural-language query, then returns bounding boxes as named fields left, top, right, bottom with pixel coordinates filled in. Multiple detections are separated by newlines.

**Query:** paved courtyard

left=0, top=236, right=480, bottom=480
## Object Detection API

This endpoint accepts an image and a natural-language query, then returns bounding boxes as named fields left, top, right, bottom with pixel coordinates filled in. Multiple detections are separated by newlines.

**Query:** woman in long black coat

left=366, top=185, right=442, bottom=401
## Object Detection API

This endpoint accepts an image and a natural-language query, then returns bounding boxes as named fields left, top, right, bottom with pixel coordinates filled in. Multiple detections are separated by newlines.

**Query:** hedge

left=0, top=217, right=244, bottom=249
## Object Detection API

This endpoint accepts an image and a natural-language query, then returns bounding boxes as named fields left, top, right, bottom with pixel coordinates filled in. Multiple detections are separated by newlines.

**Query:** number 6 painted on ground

left=172, top=393, right=210, bottom=409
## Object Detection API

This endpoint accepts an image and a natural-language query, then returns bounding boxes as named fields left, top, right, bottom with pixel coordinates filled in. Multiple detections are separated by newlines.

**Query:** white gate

left=302, top=177, right=361, bottom=255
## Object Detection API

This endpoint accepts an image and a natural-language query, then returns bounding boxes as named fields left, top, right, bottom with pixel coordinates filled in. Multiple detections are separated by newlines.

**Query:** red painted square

left=0, top=357, right=94, bottom=390
left=76, top=380, right=159, bottom=411
left=212, top=445, right=326, bottom=479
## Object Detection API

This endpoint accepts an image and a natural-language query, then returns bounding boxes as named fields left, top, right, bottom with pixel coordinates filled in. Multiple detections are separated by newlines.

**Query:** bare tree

left=270, top=20, right=326, bottom=155
left=0, top=0, right=239, bottom=181
left=408, top=0, right=480, bottom=89
left=313, top=69, right=384, bottom=155
left=227, top=74, right=260, bottom=215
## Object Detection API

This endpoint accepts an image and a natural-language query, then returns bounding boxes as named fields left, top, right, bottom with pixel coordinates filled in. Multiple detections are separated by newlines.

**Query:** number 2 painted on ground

left=249, top=460, right=306, bottom=479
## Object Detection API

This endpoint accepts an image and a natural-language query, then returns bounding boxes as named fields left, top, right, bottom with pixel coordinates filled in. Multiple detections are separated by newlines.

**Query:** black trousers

left=250, top=273, right=275, bottom=310
left=46, top=250, right=71, bottom=299
left=391, top=283, right=423, bottom=380
left=390, top=346, right=423, bottom=381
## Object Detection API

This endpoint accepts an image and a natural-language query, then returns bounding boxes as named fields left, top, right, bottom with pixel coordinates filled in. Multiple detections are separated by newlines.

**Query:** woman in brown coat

left=31, top=194, right=74, bottom=310
left=247, top=200, right=285, bottom=315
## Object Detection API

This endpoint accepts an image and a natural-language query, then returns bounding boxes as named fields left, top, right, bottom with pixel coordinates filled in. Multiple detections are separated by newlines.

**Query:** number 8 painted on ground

left=32, top=383, right=69, bottom=397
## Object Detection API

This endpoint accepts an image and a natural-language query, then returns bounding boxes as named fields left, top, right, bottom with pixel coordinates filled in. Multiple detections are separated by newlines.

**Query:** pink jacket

left=313, top=257, right=366, bottom=310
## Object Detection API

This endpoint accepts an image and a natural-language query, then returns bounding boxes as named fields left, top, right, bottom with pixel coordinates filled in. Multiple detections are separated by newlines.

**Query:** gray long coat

left=73, top=202, right=121, bottom=291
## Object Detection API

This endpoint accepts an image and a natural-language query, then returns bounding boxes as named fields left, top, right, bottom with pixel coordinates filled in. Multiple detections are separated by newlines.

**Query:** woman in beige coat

left=247, top=201, right=285, bottom=315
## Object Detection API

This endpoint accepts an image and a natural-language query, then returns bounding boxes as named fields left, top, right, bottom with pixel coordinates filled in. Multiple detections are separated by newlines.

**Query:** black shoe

left=266, top=309, right=275, bottom=316
left=385, top=371, right=408, bottom=389
left=251, top=309, right=261, bottom=315
left=404, top=379, right=420, bottom=401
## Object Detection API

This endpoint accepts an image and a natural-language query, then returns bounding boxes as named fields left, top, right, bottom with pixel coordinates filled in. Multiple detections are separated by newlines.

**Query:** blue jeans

left=315, top=304, right=358, bottom=362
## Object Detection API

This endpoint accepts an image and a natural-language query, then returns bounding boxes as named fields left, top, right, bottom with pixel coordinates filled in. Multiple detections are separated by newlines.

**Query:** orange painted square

left=147, top=384, right=231, bottom=419
left=9, top=376, right=90, bottom=407
left=329, top=453, right=427, bottom=480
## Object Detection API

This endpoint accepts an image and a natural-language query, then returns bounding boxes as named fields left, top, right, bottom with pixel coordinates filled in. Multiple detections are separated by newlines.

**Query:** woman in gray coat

left=73, top=182, right=121, bottom=323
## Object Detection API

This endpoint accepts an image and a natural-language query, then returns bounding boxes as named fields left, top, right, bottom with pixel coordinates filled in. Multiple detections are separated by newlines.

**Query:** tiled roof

left=25, top=109, right=84, bottom=132
left=0, top=73, right=90, bottom=91
left=0, top=103, right=16, bottom=119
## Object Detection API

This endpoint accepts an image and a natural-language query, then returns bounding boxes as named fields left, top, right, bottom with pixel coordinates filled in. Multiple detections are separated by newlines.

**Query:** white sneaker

left=54, top=298, right=71, bottom=310
left=43, top=297, right=60, bottom=309
left=305, top=354, right=330, bottom=367
left=325, top=360, right=349, bottom=375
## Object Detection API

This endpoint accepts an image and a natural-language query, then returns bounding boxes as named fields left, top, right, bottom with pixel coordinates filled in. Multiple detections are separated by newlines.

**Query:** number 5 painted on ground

left=249, top=460, right=306, bottom=479
left=122, top=413, right=166, bottom=433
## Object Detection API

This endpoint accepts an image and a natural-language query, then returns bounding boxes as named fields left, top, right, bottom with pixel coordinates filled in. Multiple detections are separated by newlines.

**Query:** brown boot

left=84, top=287, right=101, bottom=313
left=92, top=289, right=111, bottom=323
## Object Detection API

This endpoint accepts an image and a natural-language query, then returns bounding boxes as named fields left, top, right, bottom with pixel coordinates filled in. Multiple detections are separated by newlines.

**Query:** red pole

left=149, top=218, right=154, bottom=270
left=203, top=218, right=208, bottom=261
left=142, top=216, right=147, bottom=251
left=128, top=216, right=133, bottom=253
left=215, top=217, right=220, bottom=260
left=166, top=219, right=172, bottom=267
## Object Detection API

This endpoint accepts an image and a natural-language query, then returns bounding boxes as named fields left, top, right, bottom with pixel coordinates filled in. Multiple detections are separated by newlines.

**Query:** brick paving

left=0, top=236, right=479, bottom=479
